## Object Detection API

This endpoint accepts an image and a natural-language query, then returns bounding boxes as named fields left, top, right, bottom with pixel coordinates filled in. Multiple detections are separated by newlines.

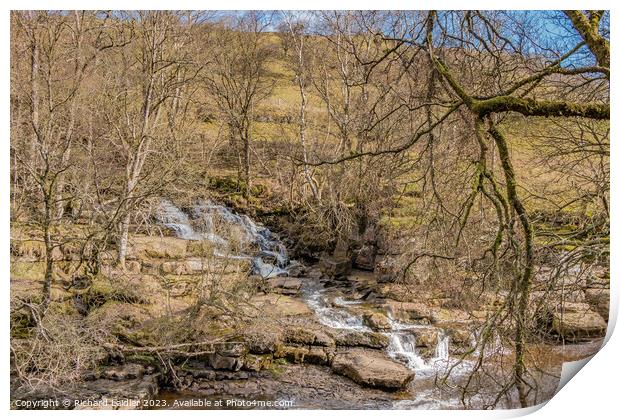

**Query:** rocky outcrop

left=414, top=329, right=439, bottom=358
left=353, top=244, right=376, bottom=271
left=362, top=312, right=391, bottom=331
left=320, top=240, right=352, bottom=279
left=319, top=255, right=352, bottom=279
left=585, top=288, right=610, bottom=322
left=284, top=327, right=336, bottom=347
left=382, top=299, right=471, bottom=328
left=127, top=235, right=188, bottom=260
left=446, top=328, right=472, bottom=355
left=334, top=330, right=389, bottom=349
left=11, top=364, right=160, bottom=410
left=331, top=349, right=414, bottom=390
left=267, top=277, right=303, bottom=295
left=551, top=302, right=607, bottom=342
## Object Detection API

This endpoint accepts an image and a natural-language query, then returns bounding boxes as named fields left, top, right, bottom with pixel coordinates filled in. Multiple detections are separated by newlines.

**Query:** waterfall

left=156, top=199, right=294, bottom=278
left=157, top=200, right=202, bottom=240
left=303, top=286, right=370, bottom=331
left=387, top=332, right=430, bottom=370
left=434, top=332, right=450, bottom=360
left=302, top=283, right=458, bottom=376
left=157, top=198, right=472, bottom=379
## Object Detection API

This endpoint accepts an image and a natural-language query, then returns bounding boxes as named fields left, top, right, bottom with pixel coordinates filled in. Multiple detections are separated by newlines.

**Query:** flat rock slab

left=250, top=294, right=312, bottom=317
left=331, top=349, right=414, bottom=390
left=552, top=302, right=607, bottom=341
left=267, top=277, right=303, bottom=295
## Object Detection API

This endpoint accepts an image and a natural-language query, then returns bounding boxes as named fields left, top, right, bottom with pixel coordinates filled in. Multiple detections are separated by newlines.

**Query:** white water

left=303, top=284, right=458, bottom=378
left=304, top=286, right=371, bottom=331
left=156, top=199, right=295, bottom=278
left=387, top=332, right=430, bottom=370
left=157, top=199, right=479, bottom=380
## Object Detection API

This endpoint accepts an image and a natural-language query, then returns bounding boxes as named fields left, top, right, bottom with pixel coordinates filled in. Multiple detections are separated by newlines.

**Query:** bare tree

left=201, top=12, right=275, bottom=201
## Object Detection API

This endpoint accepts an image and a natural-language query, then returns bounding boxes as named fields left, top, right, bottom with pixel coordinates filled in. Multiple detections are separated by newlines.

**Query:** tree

left=201, top=12, right=275, bottom=201
left=10, top=11, right=116, bottom=312
left=101, top=11, right=202, bottom=267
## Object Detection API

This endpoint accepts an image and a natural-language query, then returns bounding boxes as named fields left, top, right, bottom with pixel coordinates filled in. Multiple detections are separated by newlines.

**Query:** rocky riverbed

left=10, top=200, right=608, bottom=410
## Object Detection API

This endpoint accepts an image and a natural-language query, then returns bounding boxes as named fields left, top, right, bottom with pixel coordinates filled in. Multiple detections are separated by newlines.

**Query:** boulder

left=245, top=330, right=282, bottom=354
left=362, top=312, right=392, bottom=331
left=551, top=302, right=607, bottom=342
left=100, top=364, right=145, bottom=381
left=415, top=329, right=439, bottom=349
left=447, top=328, right=472, bottom=355
left=334, top=331, right=389, bottom=349
left=305, top=346, right=333, bottom=365
left=207, top=353, right=243, bottom=371
left=267, top=277, right=303, bottom=295
left=213, top=341, right=247, bottom=357
left=319, top=255, right=352, bottom=279
left=382, top=299, right=471, bottom=327
left=285, top=327, right=316, bottom=345
left=374, top=255, right=398, bottom=282
left=284, top=327, right=336, bottom=347
left=382, top=300, right=433, bottom=324
left=353, top=244, right=376, bottom=271
left=205, top=342, right=247, bottom=371
left=274, top=345, right=308, bottom=363
left=585, top=288, right=610, bottom=321
left=331, top=349, right=414, bottom=390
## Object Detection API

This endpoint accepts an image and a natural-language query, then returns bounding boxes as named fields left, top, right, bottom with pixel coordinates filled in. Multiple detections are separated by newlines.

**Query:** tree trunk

left=117, top=212, right=130, bottom=268
left=41, top=180, right=54, bottom=314
left=489, top=124, right=534, bottom=408
left=243, top=135, right=251, bottom=201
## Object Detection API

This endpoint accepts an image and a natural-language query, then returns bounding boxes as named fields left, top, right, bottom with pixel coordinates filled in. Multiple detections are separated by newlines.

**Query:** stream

left=153, top=200, right=601, bottom=409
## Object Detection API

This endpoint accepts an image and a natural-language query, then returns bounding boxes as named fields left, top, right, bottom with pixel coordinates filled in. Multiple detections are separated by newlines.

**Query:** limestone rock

left=101, top=364, right=145, bottom=381
left=551, top=302, right=607, bottom=342
left=124, top=261, right=142, bottom=274
left=250, top=294, right=312, bottom=317
left=159, top=261, right=190, bottom=275
left=319, top=255, right=352, bottom=279
left=207, top=353, right=243, bottom=371
left=447, top=328, right=472, bottom=355
left=275, top=345, right=308, bottom=363
left=305, top=346, right=332, bottom=365
left=331, top=349, right=414, bottom=390
left=585, top=288, right=610, bottom=321
left=334, top=331, right=389, bottom=349
left=245, top=330, right=282, bottom=354
left=267, top=277, right=303, bottom=295
left=243, top=354, right=272, bottom=372
left=362, top=312, right=391, bottom=331
left=128, top=235, right=187, bottom=260
left=353, top=244, right=376, bottom=271
left=415, top=329, right=439, bottom=349
left=285, top=327, right=336, bottom=347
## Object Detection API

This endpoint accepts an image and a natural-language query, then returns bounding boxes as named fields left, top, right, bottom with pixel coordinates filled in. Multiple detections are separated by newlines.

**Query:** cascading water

left=303, top=284, right=371, bottom=331
left=434, top=332, right=450, bottom=360
left=156, top=199, right=295, bottom=278
left=387, top=332, right=430, bottom=371
left=157, top=199, right=474, bottom=381
left=302, top=282, right=456, bottom=377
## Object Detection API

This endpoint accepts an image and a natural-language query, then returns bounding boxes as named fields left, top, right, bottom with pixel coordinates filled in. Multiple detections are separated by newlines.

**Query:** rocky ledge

left=332, top=349, right=415, bottom=390
left=11, top=364, right=159, bottom=410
